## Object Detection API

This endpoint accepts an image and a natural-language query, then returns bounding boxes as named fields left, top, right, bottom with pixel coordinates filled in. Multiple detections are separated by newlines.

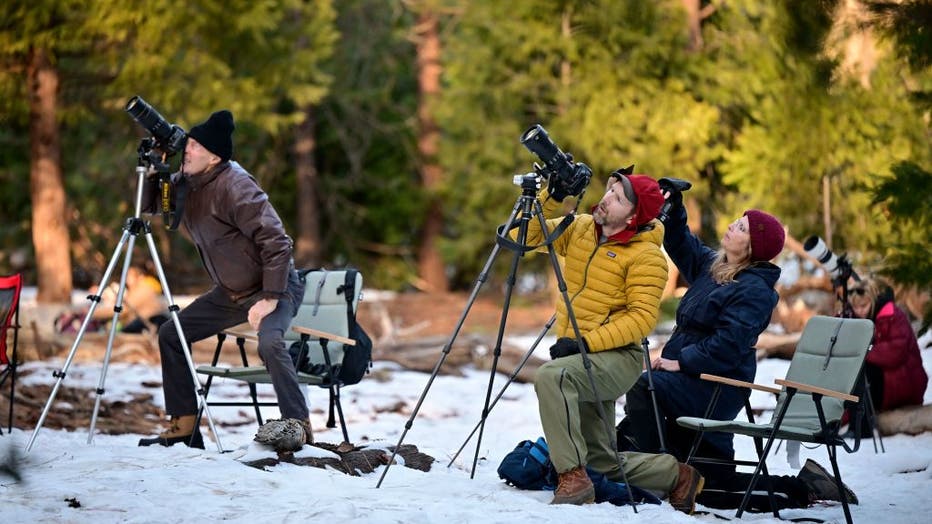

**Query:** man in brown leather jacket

left=138, top=110, right=309, bottom=448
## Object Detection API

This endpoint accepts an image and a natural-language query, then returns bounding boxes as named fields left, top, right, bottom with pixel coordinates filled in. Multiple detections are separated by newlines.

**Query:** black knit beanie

left=187, top=110, right=234, bottom=162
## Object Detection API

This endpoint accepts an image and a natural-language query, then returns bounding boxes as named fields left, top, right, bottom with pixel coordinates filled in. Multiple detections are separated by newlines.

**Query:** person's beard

left=593, top=204, right=607, bottom=225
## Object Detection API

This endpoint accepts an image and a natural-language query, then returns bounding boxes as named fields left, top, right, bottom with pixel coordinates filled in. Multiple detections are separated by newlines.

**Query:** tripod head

left=513, top=172, right=543, bottom=195
left=137, top=138, right=172, bottom=173
left=831, top=255, right=860, bottom=318
left=134, top=138, right=178, bottom=229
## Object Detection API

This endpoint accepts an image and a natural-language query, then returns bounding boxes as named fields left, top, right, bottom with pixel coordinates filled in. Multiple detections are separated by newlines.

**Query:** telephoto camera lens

left=803, top=236, right=841, bottom=277
left=520, top=125, right=562, bottom=173
left=125, top=96, right=187, bottom=155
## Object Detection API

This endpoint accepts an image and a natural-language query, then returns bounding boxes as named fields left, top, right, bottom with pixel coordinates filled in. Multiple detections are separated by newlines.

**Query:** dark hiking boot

left=138, top=415, right=205, bottom=449
left=798, top=459, right=858, bottom=504
left=670, top=463, right=705, bottom=514
left=550, top=466, right=596, bottom=505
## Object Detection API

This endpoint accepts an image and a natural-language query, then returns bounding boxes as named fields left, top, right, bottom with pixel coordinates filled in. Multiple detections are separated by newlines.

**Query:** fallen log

left=755, top=332, right=803, bottom=361
left=877, top=404, right=932, bottom=436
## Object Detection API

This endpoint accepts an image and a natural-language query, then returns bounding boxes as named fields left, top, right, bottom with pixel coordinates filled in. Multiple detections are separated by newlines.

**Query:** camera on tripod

left=804, top=235, right=860, bottom=282
left=520, top=124, right=592, bottom=200
left=125, top=96, right=185, bottom=229
left=125, top=96, right=187, bottom=156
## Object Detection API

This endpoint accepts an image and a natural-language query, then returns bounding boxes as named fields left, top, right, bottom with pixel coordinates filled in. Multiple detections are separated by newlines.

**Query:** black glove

left=549, top=337, right=586, bottom=360
left=547, top=177, right=570, bottom=202
left=657, top=177, right=692, bottom=222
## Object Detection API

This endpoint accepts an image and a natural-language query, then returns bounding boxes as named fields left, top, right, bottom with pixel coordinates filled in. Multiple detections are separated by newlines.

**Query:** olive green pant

left=535, top=347, right=678, bottom=494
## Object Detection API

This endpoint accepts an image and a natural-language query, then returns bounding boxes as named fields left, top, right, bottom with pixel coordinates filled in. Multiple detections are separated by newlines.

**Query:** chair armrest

left=700, top=373, right=781, bottom=395
left=222, top=323, right=257, bottom=341
left=292, top=325, right=356, bottom=346
left=774, top=378, right=859, bottom=402
left=218, top=323, right=355, bottom=346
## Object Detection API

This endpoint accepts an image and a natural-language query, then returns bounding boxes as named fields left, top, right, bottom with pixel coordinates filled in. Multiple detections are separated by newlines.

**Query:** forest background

left=1, top=0, right=930, bottom=327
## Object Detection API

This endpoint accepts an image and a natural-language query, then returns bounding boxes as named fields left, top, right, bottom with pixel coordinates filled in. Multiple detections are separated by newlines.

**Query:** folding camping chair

left=676, top=315, right=874, bottom=524
left=196, top=269, right=363, bottom=443
left=0, top=274, right=23, bottom=435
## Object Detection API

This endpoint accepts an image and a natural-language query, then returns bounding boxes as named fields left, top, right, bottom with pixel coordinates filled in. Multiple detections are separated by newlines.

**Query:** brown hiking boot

left=138, top=415, right=204, bottom=449
left=550, top=466, right=595, bottom=505
left=669, top=463, right=704, bottom=514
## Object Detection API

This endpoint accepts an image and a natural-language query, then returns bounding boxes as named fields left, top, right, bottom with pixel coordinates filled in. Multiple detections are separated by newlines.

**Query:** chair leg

left=330, top=385, right=349, bottom=443
left=827, top=444, right=854, bottom=524
left=737, top=391, right=795, bottom=519
left=8, top=361, right=16, bottom=432
left=0, top=368, right=8, bottom=435
left=235, top=337, right=263, bottom=426
left=326, top=388, right=337, bottom=429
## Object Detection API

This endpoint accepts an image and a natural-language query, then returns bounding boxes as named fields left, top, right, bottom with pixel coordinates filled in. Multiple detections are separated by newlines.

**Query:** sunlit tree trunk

left=28, top=47, right=72, bottom=303
left=414, top=8, right=448, bottom=292
left=294, top=105, right=322, bottom=267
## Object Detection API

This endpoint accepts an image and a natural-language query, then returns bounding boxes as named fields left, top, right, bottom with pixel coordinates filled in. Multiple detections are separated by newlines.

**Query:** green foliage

left=1, top=0, right=930, bottom=298
left=868, top=161, right=932, bottom=331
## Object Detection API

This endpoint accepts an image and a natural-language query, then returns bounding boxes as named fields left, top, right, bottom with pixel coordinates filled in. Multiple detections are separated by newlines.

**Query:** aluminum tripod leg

left=446, top=314, right=555, bottom=467
left=87, top=230, right=139, bottom=442
left=375, top=199, right=524, bottom=488
left=468, top=194, right=537, bottom=479
left=26, top=227, right=135, bottom=452
left=26, top=219, right=224, bottom=452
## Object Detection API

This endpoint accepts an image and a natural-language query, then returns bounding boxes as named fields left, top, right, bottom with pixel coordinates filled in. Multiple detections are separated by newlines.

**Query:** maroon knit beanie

left=743, top=209, right=785, bottom=262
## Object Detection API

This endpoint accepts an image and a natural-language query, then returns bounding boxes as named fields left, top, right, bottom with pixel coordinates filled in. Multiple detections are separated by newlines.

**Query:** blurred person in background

left=843, top=277, right=927, bottom=438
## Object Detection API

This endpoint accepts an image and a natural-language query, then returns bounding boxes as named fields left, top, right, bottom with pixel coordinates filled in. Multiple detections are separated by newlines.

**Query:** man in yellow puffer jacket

left=520, top=170, right=698, bottom=510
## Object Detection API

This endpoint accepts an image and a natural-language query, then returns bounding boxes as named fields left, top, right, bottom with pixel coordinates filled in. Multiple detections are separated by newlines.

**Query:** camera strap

left=167, top=174, right=188, bottom=230
left=495, top=214, right=574, bottom=253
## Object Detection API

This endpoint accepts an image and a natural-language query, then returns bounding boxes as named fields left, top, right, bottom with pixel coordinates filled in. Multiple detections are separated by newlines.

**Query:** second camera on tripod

left=520, top=124, right=593, bottom=200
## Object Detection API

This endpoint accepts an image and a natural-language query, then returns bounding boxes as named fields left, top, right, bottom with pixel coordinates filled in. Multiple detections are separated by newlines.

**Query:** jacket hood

left=741, top=261, right=782, bottom=288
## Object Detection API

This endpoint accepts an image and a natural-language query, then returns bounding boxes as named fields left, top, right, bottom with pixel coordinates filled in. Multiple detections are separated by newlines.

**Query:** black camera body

left=125, top=96, right=187, bottom=156
left=520, top=124, right=592, bottom=200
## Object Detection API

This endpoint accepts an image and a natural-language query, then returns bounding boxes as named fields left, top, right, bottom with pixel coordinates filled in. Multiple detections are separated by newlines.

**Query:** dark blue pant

left=619, top=370, right=746, bottom=476
left=158, top=269, right=307, bottom=419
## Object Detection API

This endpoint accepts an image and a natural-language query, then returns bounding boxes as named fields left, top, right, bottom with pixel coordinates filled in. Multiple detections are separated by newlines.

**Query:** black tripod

left=375, top=174, right=639, bottom=510
left=831, top=259, right=884, bottom=453
left=26, top=141, right=223, bottom=453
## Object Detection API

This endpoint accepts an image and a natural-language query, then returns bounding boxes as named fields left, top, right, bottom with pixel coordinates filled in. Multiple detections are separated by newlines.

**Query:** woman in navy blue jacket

left=617, top=184, right=785, bottom=473
left=616, top=185, right=859, bottom=509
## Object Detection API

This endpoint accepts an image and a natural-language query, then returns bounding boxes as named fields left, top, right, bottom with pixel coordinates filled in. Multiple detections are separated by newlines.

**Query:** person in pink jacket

left=846, top=277, right=928, bottom=436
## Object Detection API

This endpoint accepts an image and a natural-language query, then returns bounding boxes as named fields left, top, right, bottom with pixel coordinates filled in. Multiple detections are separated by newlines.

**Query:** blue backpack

left=497, top=437, right=558, bottom=490
left=497, top=437, right=662, bottom=506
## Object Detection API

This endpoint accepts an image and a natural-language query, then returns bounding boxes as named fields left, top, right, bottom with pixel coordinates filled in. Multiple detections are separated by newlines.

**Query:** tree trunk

left=28, top=47, right=72, bottom=303
left=293, top=106, right=322, bottom=268
left=414, top=9, right=448, bottom=292
left=681, top=0, right=703, bottom=52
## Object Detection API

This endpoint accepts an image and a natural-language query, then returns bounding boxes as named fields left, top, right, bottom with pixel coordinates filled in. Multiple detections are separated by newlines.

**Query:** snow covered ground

left=2, top=332, right=931, bottom=524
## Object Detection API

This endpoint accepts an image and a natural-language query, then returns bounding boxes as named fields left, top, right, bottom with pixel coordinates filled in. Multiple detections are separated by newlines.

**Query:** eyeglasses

left=850, top=288, right=867, bottom=296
